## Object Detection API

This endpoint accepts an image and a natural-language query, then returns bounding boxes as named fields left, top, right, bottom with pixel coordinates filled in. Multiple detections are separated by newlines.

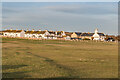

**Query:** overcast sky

left=2, top=2, right=118, bottom=35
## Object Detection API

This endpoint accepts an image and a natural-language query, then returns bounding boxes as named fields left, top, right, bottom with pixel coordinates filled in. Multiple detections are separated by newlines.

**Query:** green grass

left=2, top=37, right=118, bottom=78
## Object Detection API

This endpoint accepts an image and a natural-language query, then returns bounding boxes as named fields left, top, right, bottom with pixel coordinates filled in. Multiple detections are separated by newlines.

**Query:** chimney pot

left=10, top=28, right=12, bottom=31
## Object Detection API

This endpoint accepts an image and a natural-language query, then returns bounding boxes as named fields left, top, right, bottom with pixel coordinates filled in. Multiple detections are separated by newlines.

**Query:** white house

left=25, top=30, right=57, bottom=39
left=25, top=30, right=46, bottom=39
left=3, top=29, right=25, bottom=37
left=92, top=29, right=105, bottom=41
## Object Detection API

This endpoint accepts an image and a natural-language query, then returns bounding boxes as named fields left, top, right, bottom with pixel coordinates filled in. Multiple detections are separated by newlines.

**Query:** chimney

left=32, top=29, right=34, bottom=32
left=10, top=28, right=12, bottom=31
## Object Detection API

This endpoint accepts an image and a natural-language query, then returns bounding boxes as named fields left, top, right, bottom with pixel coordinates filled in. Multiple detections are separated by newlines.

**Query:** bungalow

left=80, top=33, right=94, bottom=40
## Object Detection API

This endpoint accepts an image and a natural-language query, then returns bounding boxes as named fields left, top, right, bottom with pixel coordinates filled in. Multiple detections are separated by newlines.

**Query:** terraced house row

left=0, top=28, right=106, bottom=41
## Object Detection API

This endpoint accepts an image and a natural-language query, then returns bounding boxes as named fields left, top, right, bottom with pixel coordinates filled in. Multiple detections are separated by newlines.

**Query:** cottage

left=48, top=31, right=57, bottom=39
left=71, top=32, right=82, bottom=39
left=43, top=30, right=57, bottom=39
left=2, top=29, right=25, bottom=37
left=63, top=32, right=72, bottom=40
left=25, top=30, right=44, bottom=39
left=81, top=33, right=94, bottom=40
left=25, top=29, right=57, bottom=39
left=25, top=30, right=50, bottom=39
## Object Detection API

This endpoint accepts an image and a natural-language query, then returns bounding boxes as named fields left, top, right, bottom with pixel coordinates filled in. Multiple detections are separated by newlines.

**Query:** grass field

left=2, top=37, right=118, bottom=78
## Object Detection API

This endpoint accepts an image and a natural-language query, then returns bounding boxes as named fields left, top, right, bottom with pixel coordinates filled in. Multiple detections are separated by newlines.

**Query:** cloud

left=43, top=3, right=117, bottom=15
left=2, top=2, right=118, bottom=35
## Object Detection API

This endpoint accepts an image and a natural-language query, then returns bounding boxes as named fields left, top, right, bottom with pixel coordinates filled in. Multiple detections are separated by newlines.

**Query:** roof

left=98, top=33, right=105, bottom=36
left=57, top=32, right=62, bottom=35
left=81, top=33, right=105, bottom=36
left=81, top=33, right=94, bottom=36
left=48, top=31, right=55, bottom=34
left=65, top=32, right=73, bottom=36
left=75, top=32, right=82, bottom=36
left=25, top=31, right=46, bottom=34
left=2, top=30, right=23, bottom=33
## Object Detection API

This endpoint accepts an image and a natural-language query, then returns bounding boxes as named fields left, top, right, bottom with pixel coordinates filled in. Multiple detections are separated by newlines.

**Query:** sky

left=2, top=2, right=118, bottom=35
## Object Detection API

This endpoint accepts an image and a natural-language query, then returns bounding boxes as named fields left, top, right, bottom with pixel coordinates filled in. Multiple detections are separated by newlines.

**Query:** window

left=16, top=34, right=18, bottom=37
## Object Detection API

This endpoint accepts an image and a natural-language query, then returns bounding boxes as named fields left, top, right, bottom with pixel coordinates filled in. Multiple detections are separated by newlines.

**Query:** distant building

left=1, top=28, right=106, bottom=41
left=71, top=32, right=82, bottom=39
left=25, top=30, right=57, bottom=39
left=92, top=29, right=105, bottom=41
left=25, top=29, right=46, bottom=39
left=2, top=29, right=25, bottom=37
left=80, top=29, right=105, bottom=41
left=80, top=33, right=94, bottom=40
left=63, top=32, right=73, bottom=40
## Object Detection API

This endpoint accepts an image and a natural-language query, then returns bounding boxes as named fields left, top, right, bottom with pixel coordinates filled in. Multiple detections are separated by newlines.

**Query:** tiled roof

left=98, top=33, right=105, bottom=36
left=75, top=32, right=82, bottom=36
left=48, top=31, right=55, bottom=34
left=81, top=33, right=94, bottom=36
left=2, top=30, right=23, bottom=33
left=57, top=32, right=62, bottom=35
left=65, top=32, right=73, bottom=36
left=25, top=31, right=46, bottom=34
left=81, top=33, right=105, bottom=36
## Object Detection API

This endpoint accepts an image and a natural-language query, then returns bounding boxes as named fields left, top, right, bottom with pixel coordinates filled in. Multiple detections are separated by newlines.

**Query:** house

left=61, top=31, right=66, bottom=37
left=55, top=31, right=63, bottom=39
left=71, top=32, right=82, bottom=39
left=55, top=31, right=71, bottom=40
left=25, top=29, right=44, bottom=39
left=63, top=32, right=73, bottom=40
left=48, top=31, right=57, bottom=39
left=25, top=29, right=57, bottom=39
left=2, top=29, right=25, bottom=37
left=80, top=33, right=94, bottom=40
left=92, top=29, right=105, bottom=41
left=44, top=30, right=57, bottom=39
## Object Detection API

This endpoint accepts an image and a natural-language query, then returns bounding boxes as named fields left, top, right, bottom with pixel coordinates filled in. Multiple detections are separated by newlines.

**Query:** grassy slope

left=2, top=37, right=118, bottom=78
